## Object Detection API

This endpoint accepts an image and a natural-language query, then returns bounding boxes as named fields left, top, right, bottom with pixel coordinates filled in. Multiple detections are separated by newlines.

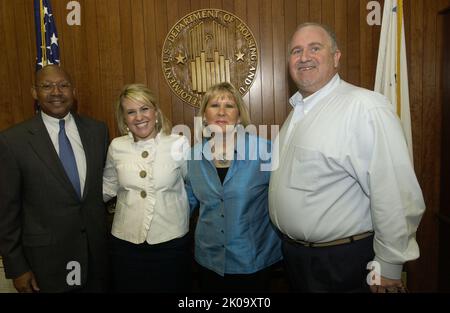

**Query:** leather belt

left=283, top=231, right=374, bottom=248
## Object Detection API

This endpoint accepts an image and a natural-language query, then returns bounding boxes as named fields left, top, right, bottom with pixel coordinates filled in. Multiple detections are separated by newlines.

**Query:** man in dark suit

left=0, top=65, right=109, bottom=292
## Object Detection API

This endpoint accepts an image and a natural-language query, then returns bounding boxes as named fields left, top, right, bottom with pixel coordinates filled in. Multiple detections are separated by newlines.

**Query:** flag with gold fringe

left=375, top=0, right=413, bottom=162
left=34, top=0, right=60, bottom=70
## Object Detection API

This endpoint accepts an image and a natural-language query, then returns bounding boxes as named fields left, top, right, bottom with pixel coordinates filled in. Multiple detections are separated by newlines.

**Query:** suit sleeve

left=0, top=134, right=31, bottom=278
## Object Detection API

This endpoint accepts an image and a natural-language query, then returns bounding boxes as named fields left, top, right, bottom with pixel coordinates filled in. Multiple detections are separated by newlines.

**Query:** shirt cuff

left=374, top=256, right=403, bottom=280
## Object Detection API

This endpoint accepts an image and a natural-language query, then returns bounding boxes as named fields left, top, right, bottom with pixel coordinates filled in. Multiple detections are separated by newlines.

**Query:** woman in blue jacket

left=186, top=82, right=282, bottom=293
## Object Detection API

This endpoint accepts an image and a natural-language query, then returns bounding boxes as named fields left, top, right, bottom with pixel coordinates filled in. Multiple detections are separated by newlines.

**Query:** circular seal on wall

left=162, top=9, right=259, bottom=108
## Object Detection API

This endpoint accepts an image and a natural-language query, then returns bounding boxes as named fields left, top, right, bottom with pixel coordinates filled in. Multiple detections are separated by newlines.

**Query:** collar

left=289, top=74, right=341, bottom=111
left=41, top=111, right=73, bottom=126
left=130, top=132, right=161, bottom=148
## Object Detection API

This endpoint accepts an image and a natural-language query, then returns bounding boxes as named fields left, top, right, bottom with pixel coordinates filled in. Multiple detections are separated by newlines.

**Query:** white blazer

left=103, top=133, right=190, bottom=244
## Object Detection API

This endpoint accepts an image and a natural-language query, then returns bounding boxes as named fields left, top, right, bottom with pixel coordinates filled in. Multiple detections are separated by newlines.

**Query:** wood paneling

left=438, top=7, right=450, bottom=292
left=406, top=0, right=449, bottom=292
left=0, top=0, right=449, bottom=291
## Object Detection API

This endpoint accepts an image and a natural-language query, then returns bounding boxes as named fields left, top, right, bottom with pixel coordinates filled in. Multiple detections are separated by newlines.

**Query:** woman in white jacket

left=103, top=84, right=191, bottom=292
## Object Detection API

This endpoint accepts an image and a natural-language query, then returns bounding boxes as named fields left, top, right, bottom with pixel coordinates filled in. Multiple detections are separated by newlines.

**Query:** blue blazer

left=186, top=133, right=282, bottom=276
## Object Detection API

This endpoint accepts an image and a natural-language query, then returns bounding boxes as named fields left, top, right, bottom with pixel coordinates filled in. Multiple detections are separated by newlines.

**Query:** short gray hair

left=289, top=22, right=339, bottom=53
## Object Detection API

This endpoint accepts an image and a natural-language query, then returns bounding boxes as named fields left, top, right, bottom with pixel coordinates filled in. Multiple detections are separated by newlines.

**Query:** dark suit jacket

left=0, top=112, right=109, bottom=292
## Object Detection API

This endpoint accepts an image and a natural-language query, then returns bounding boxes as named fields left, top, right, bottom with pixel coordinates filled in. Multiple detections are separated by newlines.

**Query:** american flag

left=34, top=0, right=60, bottom=70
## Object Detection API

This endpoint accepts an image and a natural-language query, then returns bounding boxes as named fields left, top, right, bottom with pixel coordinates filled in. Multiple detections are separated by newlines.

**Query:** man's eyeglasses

left=35, top=82, right=72, bottom=92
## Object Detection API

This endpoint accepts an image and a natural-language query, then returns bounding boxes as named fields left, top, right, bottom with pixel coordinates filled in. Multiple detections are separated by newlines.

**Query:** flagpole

left=396, top=0, right=403, bottom=118
left=39, top=0, right=47, bottom=66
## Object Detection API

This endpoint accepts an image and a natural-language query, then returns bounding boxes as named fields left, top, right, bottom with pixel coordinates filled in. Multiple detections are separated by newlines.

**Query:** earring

left=126, top=126, right=133, bottom=139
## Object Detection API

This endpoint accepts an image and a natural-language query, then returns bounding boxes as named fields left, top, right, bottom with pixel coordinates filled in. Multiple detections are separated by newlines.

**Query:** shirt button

left=140, top=191, right=147, bottom=198
left=221, top=214, right=224, bottom=218
left=140, top=170, right=147, bottom=178
left=221, top=230, right=224, bottom=234
left=142, top=151, right=149, bottom=158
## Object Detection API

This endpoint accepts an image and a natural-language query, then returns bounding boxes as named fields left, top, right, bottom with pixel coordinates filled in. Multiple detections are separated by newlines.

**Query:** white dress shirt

left=284, top=74, right=340, bottom=145
left=41, top=111, right=87, bottom=197
left=103, top=133, right=190, bottom=245
left=269, top=75, right=425, bottom=279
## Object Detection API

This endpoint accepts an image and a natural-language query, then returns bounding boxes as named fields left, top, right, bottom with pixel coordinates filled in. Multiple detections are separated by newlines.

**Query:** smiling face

left=204, top=92, right=240, bottom=133
left=121, top=97, right=158, bottom=141
left=31, top=65, right=75, bottom=119
left=288, top=25, right=341, bottom=97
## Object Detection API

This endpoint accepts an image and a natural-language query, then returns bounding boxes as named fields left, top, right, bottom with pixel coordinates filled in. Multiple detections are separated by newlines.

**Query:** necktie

left=58, top=119, right=81, bottom=198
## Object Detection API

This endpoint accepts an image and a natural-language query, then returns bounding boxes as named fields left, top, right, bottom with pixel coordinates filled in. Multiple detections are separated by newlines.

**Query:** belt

left=283, top=231, right=374, bottom=248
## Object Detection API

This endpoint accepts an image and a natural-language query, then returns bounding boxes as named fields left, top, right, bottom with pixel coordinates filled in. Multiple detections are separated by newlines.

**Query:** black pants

left=110, top=234, right=192, bottom=293
left=197, top=263, right=272, bottom=293
left=282, top=235, right=375, bottom=292
left=67, top=248, right=109, bottom=293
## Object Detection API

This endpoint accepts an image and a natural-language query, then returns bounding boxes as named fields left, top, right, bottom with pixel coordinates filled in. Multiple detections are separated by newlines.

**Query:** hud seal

left=162, top=9, right=259, bottom=108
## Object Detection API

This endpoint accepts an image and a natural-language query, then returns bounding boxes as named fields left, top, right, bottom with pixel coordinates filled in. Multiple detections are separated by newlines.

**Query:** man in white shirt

left=269, top=23, right=425, bottom=292
left=0, top=65, right=109, bottom=292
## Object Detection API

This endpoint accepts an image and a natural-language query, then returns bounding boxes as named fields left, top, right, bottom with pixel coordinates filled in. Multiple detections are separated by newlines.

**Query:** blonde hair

left=198, top=82, right=251, bottom=127
left=115, top=84, right=171, bottom=136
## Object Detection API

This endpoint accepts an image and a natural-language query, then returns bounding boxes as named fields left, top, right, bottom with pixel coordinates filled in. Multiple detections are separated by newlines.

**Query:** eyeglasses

left=35, top=82, right=72, bottom=92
